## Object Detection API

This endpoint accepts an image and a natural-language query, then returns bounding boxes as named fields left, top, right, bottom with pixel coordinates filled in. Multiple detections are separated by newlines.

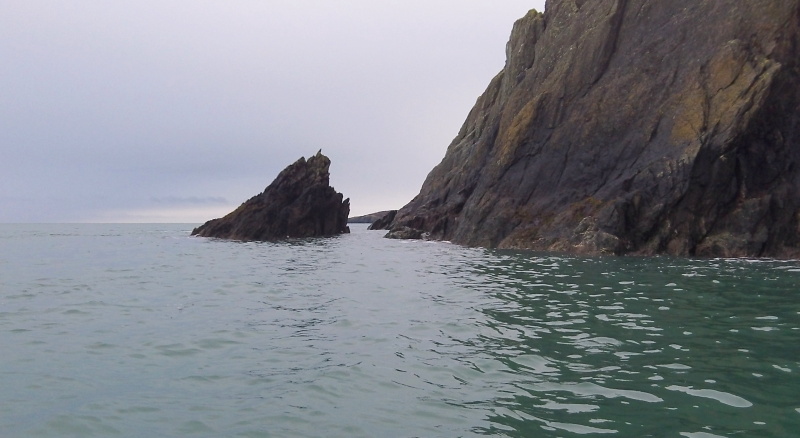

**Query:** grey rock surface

left=379, top=0, right=800, bottom=258
left=192, top=151, right=350, bottom=240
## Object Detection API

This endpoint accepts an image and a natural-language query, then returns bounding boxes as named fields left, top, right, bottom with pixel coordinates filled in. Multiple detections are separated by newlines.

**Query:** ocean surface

left=1, top=223, right=799, bottom=437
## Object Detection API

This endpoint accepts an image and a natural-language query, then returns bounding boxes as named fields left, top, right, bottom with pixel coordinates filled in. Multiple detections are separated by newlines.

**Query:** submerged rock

left=380, top=0, right=800, bottom=258
left=191, top=151, right=350, bottom=240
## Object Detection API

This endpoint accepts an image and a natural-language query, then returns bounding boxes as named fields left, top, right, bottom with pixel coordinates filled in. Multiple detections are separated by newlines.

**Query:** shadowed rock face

left=191, top=152, right=350, bottom=240
left=349, top=210, right=396, bottom=224
left=381, top=0, right=800, bottom=258
left=367, top=210, right=397, bottom=230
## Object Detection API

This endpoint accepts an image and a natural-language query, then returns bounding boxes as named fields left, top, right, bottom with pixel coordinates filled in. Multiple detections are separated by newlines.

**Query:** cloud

left=88, top=206, right=237, bottom=224
left=149, top=196, right=229, bottom=205
left=0, top=1, right=545, bottom=222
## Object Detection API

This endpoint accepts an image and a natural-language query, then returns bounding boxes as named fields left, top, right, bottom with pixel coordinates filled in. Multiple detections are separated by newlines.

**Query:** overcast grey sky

left=1, top=1, right=546, bottom=223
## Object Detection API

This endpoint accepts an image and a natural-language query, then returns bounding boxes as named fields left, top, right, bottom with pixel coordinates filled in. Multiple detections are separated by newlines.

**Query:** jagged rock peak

left=191, top=151, right=350, bottom=241
left=380, top=0, right=800, bottom=258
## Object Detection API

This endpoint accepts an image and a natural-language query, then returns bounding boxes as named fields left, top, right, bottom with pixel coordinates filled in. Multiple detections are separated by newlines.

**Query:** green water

left=1, top=224, right=798, bottom=437
left=469, top=253, right=799, bottom=436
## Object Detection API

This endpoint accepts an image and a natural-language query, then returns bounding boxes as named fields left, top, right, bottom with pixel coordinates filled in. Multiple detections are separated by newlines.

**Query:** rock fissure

left=381, top=0, right=800, bottom=258
left=590, top=0, right=629, bottom=85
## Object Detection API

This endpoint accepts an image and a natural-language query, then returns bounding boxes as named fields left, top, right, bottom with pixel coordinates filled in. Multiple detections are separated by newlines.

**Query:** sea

left=1, top=223, right=798, bottom=437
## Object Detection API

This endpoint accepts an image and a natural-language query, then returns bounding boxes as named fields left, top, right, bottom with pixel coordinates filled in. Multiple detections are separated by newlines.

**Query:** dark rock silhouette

left=378, top=0, right=800, bottom=258
left=348, top=210, right=396, bottom=224
left=367, top=210, right=397, bottom=230
left=192, top=151, right=350, bottom=240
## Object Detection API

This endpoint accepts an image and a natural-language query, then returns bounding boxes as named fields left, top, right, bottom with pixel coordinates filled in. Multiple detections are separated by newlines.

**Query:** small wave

left=680, top=432, right=727, bottom=438
left=535, top=381, right=663, bottom=403
left=666, top=385, right=753, bottom=408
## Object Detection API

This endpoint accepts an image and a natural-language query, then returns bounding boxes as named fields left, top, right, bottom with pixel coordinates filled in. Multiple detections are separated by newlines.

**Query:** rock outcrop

left=379, top=0, right=800, bottom=258
left=348, top=210, right=396, bottom=224
left=192, top=151, right=350, bottom=240
left=367, top=210, right=397, bottom=230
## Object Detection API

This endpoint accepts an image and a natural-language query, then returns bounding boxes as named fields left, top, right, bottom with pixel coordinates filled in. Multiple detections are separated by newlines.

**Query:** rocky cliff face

left=382, top=0, right=800, bottom=258
left=192, top=151, right=350, bottom=240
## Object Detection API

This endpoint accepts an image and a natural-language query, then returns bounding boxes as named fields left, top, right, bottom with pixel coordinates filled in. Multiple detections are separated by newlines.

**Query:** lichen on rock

left=378, top=0, right=800, bottom=258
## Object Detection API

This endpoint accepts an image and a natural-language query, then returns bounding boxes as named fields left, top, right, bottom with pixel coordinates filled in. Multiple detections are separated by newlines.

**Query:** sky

left=1, top=1, right=546, bottom=223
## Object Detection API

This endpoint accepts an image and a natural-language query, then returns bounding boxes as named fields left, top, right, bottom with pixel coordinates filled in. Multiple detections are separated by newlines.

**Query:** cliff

left=192, top=151, right=350, bottom=240
left=380, top=0, right=800, bottom=258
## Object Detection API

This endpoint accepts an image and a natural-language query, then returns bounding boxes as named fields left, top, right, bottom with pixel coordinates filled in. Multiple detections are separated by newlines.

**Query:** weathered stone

left=367, top=210, right=397, bottom=230
left=385, top=226, right=426, bottom=240
left=191, top=151, right=350, bottom=240
left=380, top=0, right=800, bottom=258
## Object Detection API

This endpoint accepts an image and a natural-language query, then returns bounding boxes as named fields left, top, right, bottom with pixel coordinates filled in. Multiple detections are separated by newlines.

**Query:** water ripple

left=1, top=224, right=799, bottom=437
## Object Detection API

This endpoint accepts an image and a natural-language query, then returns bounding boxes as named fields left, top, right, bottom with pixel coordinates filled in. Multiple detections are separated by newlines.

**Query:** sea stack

left=191, top=151, right=350, bottom=240
left=378, top=0, right=800, bottom=258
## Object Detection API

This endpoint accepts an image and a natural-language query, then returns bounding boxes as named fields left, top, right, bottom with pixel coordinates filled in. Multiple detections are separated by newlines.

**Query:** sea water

left=1, top=223, right=798, bottom=437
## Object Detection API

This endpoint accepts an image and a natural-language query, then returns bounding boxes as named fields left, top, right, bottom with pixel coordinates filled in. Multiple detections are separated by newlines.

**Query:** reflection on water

left=0, top=224, right=798, bottom=437
left=459, top=252, right=800, bottom=437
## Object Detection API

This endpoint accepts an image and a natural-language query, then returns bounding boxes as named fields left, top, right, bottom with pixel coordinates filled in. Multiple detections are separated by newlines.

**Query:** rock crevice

left=379, top=0, right=800, bottom=258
